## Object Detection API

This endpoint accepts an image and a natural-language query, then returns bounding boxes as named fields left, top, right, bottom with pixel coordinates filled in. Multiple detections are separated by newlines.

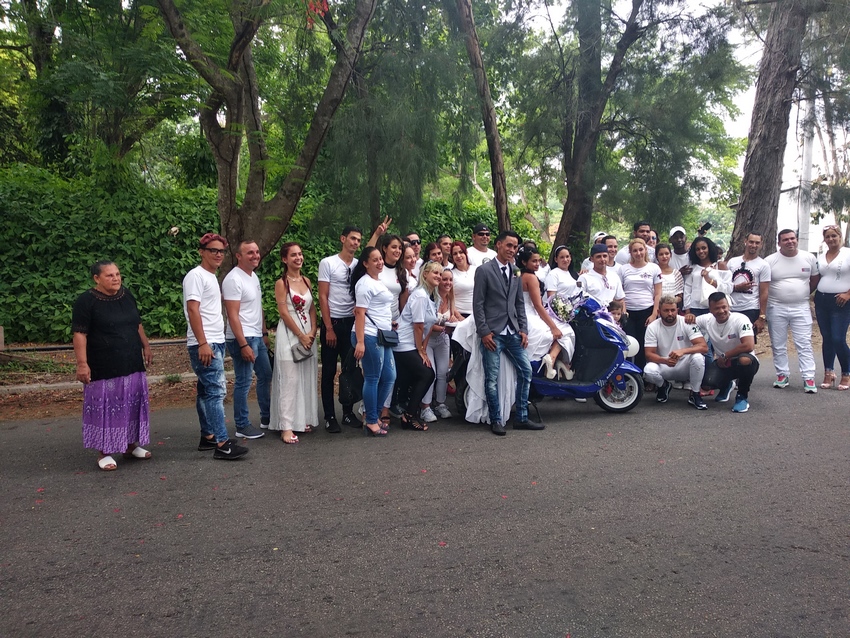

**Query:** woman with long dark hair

left=350, top=246, right=396, bottom=436
left=545, top=245, right=579, bottom=300
left=683, top=236, right=732, bottom=317
left=270, top=242, right=318, bottom=443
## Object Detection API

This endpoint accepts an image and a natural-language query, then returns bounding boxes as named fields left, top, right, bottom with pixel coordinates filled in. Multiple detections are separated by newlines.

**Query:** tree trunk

left=157, top=0, right=378, bottom=269
left=553, top=0, right=644, bottom=259
left=729, top=0, right=825, bottom=258
left=453, top=0, right=510, bottom=232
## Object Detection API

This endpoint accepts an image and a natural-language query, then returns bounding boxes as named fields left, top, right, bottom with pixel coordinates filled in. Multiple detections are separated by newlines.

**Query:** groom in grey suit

left=472, top=230, right=542, bottom=435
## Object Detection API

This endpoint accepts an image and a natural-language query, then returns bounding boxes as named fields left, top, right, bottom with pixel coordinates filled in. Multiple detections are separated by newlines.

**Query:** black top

left=71, top=287, right=145, bottom=381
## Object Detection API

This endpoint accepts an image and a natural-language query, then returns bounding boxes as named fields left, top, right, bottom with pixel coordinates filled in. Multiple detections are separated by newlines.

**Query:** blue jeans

left=481, top=332, right=532, bottom=424
left=351, top=333, right=396, bottom=424
left=226, top=337, right=272, bottom=427
left=188, top=343, right=229, bottom=443
left=815, top=291, right=850, bottom=375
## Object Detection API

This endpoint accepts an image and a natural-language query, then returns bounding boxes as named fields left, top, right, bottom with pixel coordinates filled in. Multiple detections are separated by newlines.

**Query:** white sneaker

left=433, top=403, right=452, bottom=419
left=420, top=407, right=438, bottom=423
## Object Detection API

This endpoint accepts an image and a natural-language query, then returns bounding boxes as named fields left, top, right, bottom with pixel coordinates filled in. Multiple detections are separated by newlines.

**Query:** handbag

left=339, top=350, right=364, bottom=405
left=286, top=278, right=314, bottom=362
left=365, top=313, right=399, bottom=347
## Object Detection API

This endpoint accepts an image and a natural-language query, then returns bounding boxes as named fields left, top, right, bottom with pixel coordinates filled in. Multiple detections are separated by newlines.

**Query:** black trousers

left=625, top=306, right=654, bottom=370
left=702, top=353, right=759, bottom=397
left=393, top=349, right=435, bottom=415
left=320, top=316, right=355, bottom=420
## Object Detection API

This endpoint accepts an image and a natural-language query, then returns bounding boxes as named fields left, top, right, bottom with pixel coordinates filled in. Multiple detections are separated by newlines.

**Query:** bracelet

left=198, top=342, right=207, bottom=347
left=262, top=332, right=269, bottom=336
left=240, top=343, right=250, bottom=349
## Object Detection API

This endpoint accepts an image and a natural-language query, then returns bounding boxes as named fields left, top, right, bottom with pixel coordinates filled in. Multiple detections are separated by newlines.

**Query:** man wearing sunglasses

left=467, top=223, right=497, bottom=267
left=405, top=232, right=424, bottom=278
left=183, top=233, right=249, bottom=460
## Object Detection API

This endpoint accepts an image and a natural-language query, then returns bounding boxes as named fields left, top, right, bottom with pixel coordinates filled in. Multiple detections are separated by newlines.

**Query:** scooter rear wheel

left=594, top=372, right=643, bottom=413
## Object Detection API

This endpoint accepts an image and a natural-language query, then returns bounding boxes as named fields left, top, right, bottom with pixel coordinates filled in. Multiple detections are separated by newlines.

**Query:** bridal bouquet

left=548, top=294, right=577, bottom=323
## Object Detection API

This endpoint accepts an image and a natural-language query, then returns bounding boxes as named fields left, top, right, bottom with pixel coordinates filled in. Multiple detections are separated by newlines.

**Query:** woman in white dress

left=545, top=245, right=579, bottom=300
left=517, top=246, right=576, bottom=379
left=270, top=242, right=318, bottom=443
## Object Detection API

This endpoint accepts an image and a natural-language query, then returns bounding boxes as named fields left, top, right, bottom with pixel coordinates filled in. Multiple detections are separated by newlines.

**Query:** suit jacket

left=472, top=257, right=528, bottom=337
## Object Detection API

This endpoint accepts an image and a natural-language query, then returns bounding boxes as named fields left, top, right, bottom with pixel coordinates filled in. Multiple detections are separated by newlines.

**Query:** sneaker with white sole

left=688, top=392, right=708, bottom=410
left=235, top=424, right=265, bottom=439
left=433, top=403, right=452, bottom=419
left=773, top=374, right=789, bottom=388
left=715, top=382, right=735, bottom=403
left=731, top=394, right=749, bottom=413
left=420, top=407, right=438, bottom=422
left=803, top=379, right=817, bottom=393
left=213, top=439, right=249, bottom=460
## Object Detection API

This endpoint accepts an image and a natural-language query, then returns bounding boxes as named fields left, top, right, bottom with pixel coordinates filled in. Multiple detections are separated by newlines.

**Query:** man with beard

left=644, top=296, right=708, bottom=409
left=726, top=232, right=770, bottom=340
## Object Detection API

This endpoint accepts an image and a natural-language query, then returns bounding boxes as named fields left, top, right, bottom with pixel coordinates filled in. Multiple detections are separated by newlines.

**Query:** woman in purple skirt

left=72, top=261, right=153, bottom=471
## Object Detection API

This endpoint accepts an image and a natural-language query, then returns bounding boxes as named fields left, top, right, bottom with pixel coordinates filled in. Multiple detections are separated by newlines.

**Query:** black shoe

left=213, top=439, right=249, bottom=460
left=656, top=380, right=673, bottom=403
left=490, top=422, right=507, bottom=436
left=198, top=436, right=218, bottom=451
left=342, top=412, right=362, bottom=428
left=325, top=417, right=341, bottom=433
left=512, top=420, right=545, bottom=431
left=688, top=392, right=708, bottom=410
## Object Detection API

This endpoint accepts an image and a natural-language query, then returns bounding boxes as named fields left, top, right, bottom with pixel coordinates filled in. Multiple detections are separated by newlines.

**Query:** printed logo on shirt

left=727, top=333, right=739, bottom=339
left=801, top=267, right=810, bottom=272
left=676, top=335, right=684, bottom=341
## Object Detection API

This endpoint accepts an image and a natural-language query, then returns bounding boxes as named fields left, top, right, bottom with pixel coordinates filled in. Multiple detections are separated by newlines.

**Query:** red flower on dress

left=291, top=295, right=308, bottom=324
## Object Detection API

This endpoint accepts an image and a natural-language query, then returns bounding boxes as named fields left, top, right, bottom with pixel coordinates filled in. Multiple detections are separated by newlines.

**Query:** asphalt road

left=2, top=368, right=848, bottom=638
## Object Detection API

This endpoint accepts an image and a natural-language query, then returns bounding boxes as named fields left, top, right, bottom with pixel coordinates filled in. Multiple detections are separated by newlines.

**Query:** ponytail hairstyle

left=350, top=246, right=380, bottom=299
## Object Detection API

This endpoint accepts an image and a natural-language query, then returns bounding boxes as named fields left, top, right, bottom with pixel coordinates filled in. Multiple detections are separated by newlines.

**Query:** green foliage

left=0, top=165, right=218, bottom=342
left=0, top=166, right=518, bottom=343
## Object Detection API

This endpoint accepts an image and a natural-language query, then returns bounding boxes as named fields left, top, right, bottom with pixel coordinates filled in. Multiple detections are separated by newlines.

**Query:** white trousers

left=766, top=302, right=815, bottom=379
left=644, top=354, right=705, bottom=390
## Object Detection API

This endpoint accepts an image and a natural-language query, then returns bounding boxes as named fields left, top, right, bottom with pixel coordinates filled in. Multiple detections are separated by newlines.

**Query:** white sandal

left=123, top=446, right=151, bottom=460
left=98, top=455, right=117, bottom=471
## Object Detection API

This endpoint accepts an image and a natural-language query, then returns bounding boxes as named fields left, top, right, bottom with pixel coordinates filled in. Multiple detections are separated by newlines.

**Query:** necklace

left=286, top=274, right=301, bottom=281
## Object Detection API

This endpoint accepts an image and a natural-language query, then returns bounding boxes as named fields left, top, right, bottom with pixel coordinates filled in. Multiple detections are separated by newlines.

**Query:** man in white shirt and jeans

left=764, top=229, right=820, bottom=392
left=223, top=240, right=269, bottom=439
left=183, top=233, right=248, bottom=460
left=644, top=296, right=708, bottom=409
left=318, top=226, right=362, bottom=432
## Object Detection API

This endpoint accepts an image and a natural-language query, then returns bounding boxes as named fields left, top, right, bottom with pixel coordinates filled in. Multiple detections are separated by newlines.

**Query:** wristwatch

left=759, top=314, right=766, bottom=320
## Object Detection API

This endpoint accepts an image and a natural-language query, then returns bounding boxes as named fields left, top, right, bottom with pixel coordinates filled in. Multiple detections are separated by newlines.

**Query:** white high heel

left=556, top=361, right=574, bottom=380
left=541, top=354, right=557, bottom=379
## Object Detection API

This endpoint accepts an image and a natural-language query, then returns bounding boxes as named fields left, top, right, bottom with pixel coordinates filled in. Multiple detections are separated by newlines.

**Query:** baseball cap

left=590, top=244, right=608, bottom=256
left=472, top=223, right=491, bottom=234
left=592, top=231, right=608, bottom=242
left=668, top=226, right=686, bottom=239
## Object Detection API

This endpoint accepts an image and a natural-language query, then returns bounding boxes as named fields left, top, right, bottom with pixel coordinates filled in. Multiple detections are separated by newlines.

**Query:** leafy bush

left=0, top=166, right=527, bottom=342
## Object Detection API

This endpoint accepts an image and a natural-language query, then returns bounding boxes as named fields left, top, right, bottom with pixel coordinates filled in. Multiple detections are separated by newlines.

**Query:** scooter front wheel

left=594, top=372, right=644, bottom=413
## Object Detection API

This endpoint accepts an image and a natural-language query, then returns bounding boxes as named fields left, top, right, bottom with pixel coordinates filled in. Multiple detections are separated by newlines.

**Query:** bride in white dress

left=270, top=242, right=318, bottom=443
left=518, top=247, right=575, bottom=379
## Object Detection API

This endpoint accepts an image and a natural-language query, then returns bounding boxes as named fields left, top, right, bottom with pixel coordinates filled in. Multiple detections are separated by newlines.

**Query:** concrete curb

left=0, top=371, right=236, bottom=396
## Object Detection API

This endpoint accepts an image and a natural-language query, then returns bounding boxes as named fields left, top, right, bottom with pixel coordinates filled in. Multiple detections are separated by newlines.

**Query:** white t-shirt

left=816, top=247, right=850, bottom=295
left=696, top=312, right=755, bottom=357
left=669, top=251, right=691, bottom=271
left=620, top=262, right=662, bottom=311
left=645, top=316, right=704, bottom=357
left=183, top=265, right=225, bottom=346
left=683, top=264, right=733, bottom=310
left=318, top=254, right=357, bottom=318
left=452, top=266, right=476, bottom=315
left=615, top=244, right=656, bottom=265
left=536, top=263, right=550, bottom=283
left=765, top=251, right=818, bottom=304
left=221, top=267, right=264, bottom=339
left=545, top=268, right=578, bottom=299
left=395, top=287, right=437, bottom=352
left=353, top=276, right=394, bottom=336
left=467, top=246, right=497, bottom=267
left=577, top=268, right=625, bottom=307
left=377, top=264, right=406, bottom=320
left=726, top=256, right=771, bottom=312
